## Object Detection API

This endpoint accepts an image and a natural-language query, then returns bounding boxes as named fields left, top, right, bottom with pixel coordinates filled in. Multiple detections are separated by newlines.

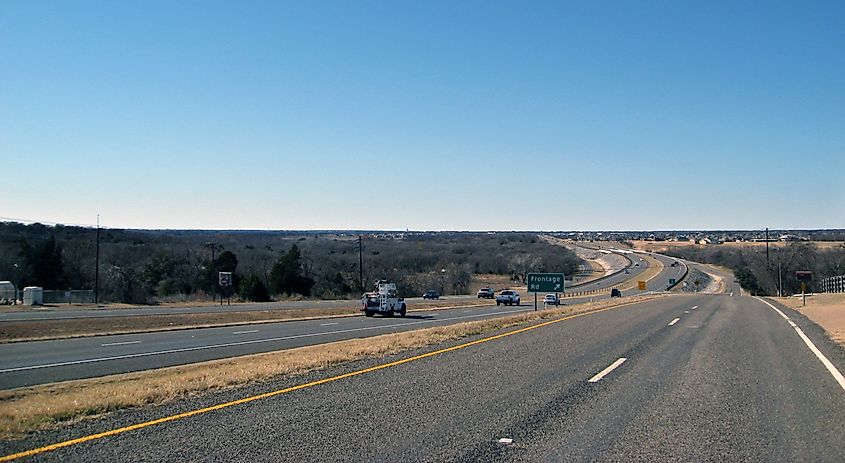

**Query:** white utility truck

left=361, top=280, right=407, bottom=317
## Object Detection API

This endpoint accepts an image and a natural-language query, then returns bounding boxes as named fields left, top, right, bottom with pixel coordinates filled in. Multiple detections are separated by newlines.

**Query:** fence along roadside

left=819, top=275, right=845, bottom=293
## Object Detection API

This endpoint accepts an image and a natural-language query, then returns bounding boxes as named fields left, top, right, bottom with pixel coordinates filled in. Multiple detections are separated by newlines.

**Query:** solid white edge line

left=754, top=297, right=845, bottom=392
left=0, top=308, right=531, bottom=373
left=588, top=357, right=627, bottom=383
left=100, top=340, right=141, bottom=347
left=668, top=318, right=680, bottom=326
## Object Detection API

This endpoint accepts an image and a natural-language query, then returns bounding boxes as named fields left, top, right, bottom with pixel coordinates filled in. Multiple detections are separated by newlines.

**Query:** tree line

left=662, top=242, right=845, bottom=296
left=0, top=223, right=581, bottom=303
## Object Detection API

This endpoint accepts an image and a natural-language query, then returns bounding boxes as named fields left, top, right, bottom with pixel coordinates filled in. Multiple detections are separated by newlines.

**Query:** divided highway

left=4, top=293, right=844, bottom=461
left=0, top=250, right=675, bottom=323
left=0, top=252, right=686, bottom=388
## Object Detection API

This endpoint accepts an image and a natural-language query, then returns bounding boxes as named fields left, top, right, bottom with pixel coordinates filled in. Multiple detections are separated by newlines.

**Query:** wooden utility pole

left=94, top=214, right=100, bottom=305
left=358, top=235, right=364, bottom=291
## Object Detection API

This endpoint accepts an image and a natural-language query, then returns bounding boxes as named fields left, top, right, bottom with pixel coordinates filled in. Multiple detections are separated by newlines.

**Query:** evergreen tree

left=269, top=244, right=314, bottom=296
left=19, top=235, right=66, bottom=289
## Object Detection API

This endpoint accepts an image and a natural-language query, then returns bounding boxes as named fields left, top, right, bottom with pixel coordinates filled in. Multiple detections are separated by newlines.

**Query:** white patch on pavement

left=100, top=340, right=141, bottom=347
left=668, top=318, right=680, bottom=326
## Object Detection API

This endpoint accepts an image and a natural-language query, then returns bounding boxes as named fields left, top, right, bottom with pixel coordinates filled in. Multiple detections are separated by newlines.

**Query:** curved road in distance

left=0, top=252, right=686, bottom=389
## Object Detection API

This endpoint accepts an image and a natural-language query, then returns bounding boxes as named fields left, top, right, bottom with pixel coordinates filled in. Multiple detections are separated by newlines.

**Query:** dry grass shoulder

left=540, top=235, right=616, bottom=285
left=0, top=300, right=492, bottom=343
left=0, top=294, right=665, bottom=439
left=578, top=259, right=606, bottom=284
left=776, top=293, right=845, bottom=346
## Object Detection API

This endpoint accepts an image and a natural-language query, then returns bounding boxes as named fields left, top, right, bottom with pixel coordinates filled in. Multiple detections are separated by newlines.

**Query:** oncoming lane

left=0, top=304, right=527, bottom=389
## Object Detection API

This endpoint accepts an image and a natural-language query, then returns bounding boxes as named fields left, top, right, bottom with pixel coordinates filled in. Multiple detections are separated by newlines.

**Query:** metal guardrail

left=819, top=275, right=845, bottom=293
left=562, top=285, right=624, bottom=298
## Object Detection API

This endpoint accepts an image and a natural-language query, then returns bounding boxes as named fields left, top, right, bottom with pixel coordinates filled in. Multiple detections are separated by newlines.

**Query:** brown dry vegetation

left=777, top=293, right=845, bottom=346
left=0, top=294, right=664, bottom=439
left=630, top=239, right=845, bottom=253
left=0, top=300, right=492, bottom=343
left=468, top=274, right=519, bottom=293
left=540, top=236, right=610, bottom=285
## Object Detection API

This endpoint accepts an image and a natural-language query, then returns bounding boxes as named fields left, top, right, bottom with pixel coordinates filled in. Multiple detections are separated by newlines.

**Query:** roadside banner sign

left=527, top=273, right=565, bottom=293
left=218, top=272, right=233, bottom=287
left=638, top=280, right=646, bottom=291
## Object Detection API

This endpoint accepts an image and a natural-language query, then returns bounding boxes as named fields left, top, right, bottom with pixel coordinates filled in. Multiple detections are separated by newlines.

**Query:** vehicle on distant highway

left=361, top=280, right=407, bottom=317
left=477, top=287, right=495, bottom=299
left=496, top=290, right=520, bottom=306
left=543, top=294, right=560, bottom=306
left=610, top=288, right=622, bottom=297
left=422, top=290, right=440, bottom=300
left=671, top=261, right=679, bottom=267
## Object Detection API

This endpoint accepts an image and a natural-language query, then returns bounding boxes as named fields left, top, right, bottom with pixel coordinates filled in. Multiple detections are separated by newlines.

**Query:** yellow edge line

left=1, top=298, right=651, bottom=462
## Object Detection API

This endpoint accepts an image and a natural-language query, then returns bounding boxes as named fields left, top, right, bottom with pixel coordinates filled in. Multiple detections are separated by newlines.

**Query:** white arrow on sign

left=555, top=283, right=561, bottom=290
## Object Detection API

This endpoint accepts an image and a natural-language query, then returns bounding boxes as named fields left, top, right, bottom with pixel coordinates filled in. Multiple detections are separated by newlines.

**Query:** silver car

left=543, top=294, right=560, bottom=306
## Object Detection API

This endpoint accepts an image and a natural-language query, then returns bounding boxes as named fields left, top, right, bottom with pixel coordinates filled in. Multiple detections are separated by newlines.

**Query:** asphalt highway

left=0, top=296, right=479, bottom=322
left=4, top=293, right=844, bottom=462
left=0, top=304, right=530, bottom=388
left=0, top=253, right=685, bottom=388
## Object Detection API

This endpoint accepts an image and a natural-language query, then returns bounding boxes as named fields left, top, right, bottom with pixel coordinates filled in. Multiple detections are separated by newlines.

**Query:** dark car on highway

left=422, top=290, right=440, bottom=300
left=611, top=288, right=622, bottom=297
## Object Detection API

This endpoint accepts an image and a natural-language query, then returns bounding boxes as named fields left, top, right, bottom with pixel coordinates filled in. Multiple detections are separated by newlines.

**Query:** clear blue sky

left=2, top=1, right=843, bottom=231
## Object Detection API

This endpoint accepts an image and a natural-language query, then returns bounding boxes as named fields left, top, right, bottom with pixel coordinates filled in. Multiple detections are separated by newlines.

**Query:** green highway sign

left=669, top=278, right=676, bottom=285
left=527, top=273, right=565, bottom=293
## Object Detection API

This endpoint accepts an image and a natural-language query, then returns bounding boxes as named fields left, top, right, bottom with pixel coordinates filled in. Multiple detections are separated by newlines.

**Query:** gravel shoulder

left=777, top=293, right=845, bottom=346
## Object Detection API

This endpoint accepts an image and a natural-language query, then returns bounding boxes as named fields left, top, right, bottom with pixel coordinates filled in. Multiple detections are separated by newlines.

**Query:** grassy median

left=0, top=294, right=665, bottom=439
left=618, top=254, right=664, bottom=291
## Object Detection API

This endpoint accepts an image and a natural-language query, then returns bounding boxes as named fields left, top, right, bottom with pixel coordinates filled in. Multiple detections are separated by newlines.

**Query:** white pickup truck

left=495, top=290, right=520, bottom=306
left=361, top=280, right=407, bottom=317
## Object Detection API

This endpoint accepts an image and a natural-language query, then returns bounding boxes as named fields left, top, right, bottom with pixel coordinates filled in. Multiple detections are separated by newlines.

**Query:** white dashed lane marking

left=588, top=358, right=627, bottom=383
left=101, top=341, right=141, bottom=347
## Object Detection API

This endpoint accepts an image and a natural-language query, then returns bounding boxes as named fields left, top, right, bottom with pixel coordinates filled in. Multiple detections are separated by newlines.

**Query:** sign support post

left=527, top=273, right=565, bottom=312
